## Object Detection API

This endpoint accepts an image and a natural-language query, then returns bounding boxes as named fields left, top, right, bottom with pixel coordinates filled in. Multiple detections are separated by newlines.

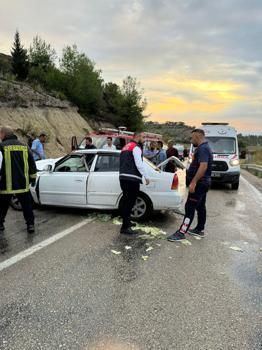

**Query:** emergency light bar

left=201, top=122, right=229, bottom=126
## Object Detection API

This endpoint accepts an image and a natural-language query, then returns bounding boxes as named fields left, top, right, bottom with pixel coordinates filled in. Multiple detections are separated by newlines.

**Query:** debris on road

left=125, top=245, right=132, bottom=250
left=141, top=255, right=149, bottom=261
left=146, top=246, right=154, bottom=252
left=229, top=246, right=244, bottom=253
left=96, top=213, right=112, bottom=222
left=193, top=236, right=202, bottom=240
left=111, top=250, right=122, bottom=255
left=180, top=240, right=192, bottom=246
left=133, top=223, right=167, bottom=237
left=112, top=217, right=122, bottom=225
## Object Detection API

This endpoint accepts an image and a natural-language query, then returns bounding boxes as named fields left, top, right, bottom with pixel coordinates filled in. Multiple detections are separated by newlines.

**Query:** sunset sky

left=1, top=0, right=262, bottom=133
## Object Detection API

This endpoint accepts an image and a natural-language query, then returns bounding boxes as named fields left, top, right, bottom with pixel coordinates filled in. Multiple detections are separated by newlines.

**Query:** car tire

left=231, top=181, right=239, bottom=190
left=119, top=192, right=153, bottom=221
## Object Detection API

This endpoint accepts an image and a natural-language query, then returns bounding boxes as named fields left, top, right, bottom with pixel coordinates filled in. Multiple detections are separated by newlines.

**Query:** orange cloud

left=148, top=95, right=226, bottom=114
left=144, top=75, right=246, bottom=117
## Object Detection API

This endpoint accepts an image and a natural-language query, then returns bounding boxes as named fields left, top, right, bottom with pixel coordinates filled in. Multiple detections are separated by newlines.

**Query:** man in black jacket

left=119, top=132, right=150, bottom=235
left=0, top=126, right=37, bottom=234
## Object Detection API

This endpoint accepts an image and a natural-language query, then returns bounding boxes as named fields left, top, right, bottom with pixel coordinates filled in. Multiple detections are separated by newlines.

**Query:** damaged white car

left=12, top=150, right=184, bottom=220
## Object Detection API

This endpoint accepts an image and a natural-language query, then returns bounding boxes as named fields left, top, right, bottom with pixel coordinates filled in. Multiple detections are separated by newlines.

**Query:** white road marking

left=0, top=218, right=94, bottom=273
left=240, top=175, right=262, bottom=207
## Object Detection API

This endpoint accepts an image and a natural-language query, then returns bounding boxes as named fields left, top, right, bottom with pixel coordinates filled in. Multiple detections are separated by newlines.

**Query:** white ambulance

left=186, top=123, right=240, bottom=190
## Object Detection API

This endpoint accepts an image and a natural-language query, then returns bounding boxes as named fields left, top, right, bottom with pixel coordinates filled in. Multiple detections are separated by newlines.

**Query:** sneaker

left=0, top=223, right=5, bottom=231
left=120, top=227, right=136, bottom=235
left=188, top=227, right=205, bottom=238
left=27, top=225, right=35, bottom=234
left=167, top=231, right=186, bottom=242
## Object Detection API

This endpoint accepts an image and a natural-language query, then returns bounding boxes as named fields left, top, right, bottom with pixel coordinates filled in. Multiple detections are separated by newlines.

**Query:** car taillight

left=171, top=174, right=179, bottom=190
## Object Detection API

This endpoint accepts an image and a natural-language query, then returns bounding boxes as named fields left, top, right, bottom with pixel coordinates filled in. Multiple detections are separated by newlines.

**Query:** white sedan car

left=29, top=149, right=183, bottom=220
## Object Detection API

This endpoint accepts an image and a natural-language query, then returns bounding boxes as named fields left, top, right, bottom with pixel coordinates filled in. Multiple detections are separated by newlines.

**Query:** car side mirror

left=44, top=164, right=53, bottom=172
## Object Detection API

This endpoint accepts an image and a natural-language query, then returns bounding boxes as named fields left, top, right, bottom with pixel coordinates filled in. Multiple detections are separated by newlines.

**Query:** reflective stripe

left=4, top=145, right=27, bottom=151
left=23, top=148, right=29, bottom=191
left=1, top=144, right=30, bottom=194
left=4, top=148, right=12, bottom=192
left=119, top=173, right=142, bottom=181
left=0, top=188, right=29, bottom=194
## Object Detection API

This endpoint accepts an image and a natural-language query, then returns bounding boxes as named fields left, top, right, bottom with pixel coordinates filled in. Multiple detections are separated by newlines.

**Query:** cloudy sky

left=1, top=0, right=262, bottom=132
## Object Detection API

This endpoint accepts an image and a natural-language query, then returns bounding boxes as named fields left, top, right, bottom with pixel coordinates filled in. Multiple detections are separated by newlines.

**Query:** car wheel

left=231, top=181, right=239, bottom=190
left=131, top=193, right=153, bottom=220
left=10, top=195, right=22, bottom=211
left=119, top=192, right=153, bottom=221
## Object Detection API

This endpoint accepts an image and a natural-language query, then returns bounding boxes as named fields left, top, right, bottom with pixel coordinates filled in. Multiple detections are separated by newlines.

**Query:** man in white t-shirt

left=103, top=137, right=116, bottom=150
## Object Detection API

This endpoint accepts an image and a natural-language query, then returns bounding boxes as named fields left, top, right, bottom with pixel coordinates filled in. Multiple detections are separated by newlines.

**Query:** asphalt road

left=0, top=170, right=261, bottom=350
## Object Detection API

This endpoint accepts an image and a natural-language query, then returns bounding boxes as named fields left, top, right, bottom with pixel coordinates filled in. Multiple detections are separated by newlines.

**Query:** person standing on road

left=156, top=141, right=167, bottom=165
left=103, top=137, right=116, bottom=150
left=119, top=132, right=150, bottom=235
left=0, top=126, right=37, bottom=234
left=31, top=133, right=47, bottom=161
left=85, top=136, right=96, bottom=150
left=165, top=140, right=179, bottom=173
left=168, top=129, right=213, bottom=241
left=144, top=141, right=158, bottom=164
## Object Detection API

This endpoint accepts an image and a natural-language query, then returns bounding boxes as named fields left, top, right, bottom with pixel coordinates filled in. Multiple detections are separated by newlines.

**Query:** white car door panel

left=39, top=155, right=89, bottom=206
left=87, top=154, right=121, bottom=207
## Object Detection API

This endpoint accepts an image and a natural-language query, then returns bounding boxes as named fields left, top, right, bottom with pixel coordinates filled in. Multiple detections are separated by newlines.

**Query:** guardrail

left=241, top=164, right=262, bottom=178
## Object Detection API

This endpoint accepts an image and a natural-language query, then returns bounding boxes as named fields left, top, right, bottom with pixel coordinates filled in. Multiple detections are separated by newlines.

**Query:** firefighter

left=119, top=132, right=150, bottom=235
left=0, top=126, right=37, bottom=234
left=167, top=129, right=213, bottom=241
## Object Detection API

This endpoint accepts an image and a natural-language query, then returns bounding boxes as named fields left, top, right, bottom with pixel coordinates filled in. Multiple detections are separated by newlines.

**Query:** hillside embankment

left=0, top=79, right=110, bottom=157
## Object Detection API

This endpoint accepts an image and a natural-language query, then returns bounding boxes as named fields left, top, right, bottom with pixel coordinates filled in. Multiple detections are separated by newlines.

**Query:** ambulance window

left=206, top=137, right=236, bottom=154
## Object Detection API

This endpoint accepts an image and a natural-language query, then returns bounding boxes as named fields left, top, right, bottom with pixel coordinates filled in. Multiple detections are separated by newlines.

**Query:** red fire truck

left=71, top=127, right=163, bottom=151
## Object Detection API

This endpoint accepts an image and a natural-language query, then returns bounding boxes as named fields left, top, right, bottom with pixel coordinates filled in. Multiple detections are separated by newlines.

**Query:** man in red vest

left=119, top=132, right=150, bottom=235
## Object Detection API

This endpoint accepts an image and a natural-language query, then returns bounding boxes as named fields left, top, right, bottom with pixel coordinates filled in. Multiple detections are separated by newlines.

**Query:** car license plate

left=211, top=172, right=221, bottom=178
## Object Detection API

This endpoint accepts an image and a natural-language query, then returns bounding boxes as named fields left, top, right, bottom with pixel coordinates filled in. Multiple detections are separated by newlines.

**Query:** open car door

left=157, top=156, right=185, bottom=171
left=71, top=136, right=79, bottom=151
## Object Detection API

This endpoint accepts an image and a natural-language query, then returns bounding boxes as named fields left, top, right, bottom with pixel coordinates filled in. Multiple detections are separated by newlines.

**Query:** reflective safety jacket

left=0, top=134, right=37, bottom=194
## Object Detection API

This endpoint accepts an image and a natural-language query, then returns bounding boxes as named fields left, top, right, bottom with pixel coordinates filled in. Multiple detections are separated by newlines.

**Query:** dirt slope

left=0, top=79, right=93, bottom=157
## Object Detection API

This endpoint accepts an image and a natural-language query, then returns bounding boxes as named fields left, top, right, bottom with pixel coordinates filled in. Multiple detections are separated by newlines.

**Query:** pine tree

left=11, top=30, right=29, bottom=80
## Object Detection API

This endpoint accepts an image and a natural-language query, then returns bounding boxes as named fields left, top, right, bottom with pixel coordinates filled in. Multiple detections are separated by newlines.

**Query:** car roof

left=72, top=149, right=121, bottom=155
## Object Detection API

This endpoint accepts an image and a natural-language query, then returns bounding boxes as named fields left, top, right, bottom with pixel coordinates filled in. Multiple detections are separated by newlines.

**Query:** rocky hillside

left=0, top=53, right=11, bottom=76
left=0, top=79, right=93, bottom=157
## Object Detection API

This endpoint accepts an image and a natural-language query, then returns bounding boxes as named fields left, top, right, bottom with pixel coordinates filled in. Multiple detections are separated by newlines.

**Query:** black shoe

left=0, top=223, right=5, bottom=231
left=120, top=227, right=136, bottom=235
left=27, top=225, right=35, bottom=234
left=188, top=227, right=205, bottom=238
left=167, top=230, right=186, bottom=242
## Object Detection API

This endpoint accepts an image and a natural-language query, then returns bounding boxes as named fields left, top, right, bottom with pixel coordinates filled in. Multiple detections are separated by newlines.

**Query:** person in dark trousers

left=119, top=132, right=150, bottom=235
left=85, top=136, right=96, bottom=150
left=168, top=129, right=213, bottom=241
left=0, top=126, right=37, bottom=234
left=165, top=140, right=179, bottom=173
